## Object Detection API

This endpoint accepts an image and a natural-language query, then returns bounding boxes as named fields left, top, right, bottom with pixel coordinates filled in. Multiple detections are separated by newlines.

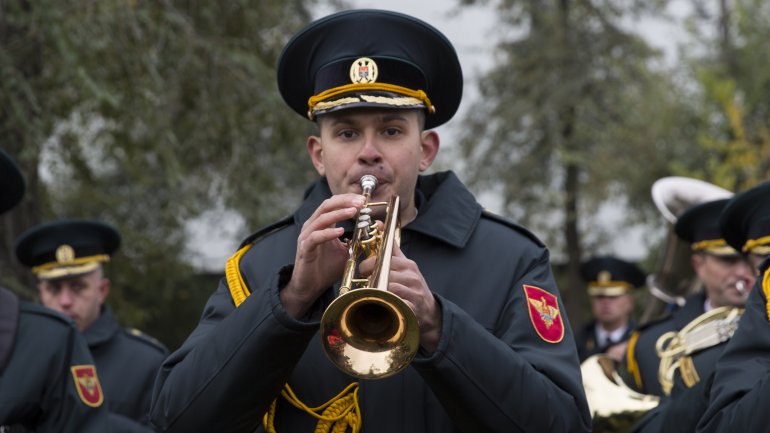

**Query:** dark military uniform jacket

left=86, top=306, right=167, bottom=432
left=575, top=320, right=636, bottom=362
left=624, top=292, right=707, bottom=396
left=630, top=301, right=737, bottom=433
left=697, top=260, right=770, bottom=433
left=0, top=287, right=110, bottom=432
left=150, top=171, right=591, bottom=433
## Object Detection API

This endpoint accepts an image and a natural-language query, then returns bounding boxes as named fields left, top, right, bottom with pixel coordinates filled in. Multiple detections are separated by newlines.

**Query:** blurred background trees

left=0, top=0, right=767, bottom=348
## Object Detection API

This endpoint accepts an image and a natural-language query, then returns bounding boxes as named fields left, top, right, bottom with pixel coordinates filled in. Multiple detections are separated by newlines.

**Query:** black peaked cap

left=580, top=256, right=646, bottom=288
left=720, top=181, right=770, bottom=252
left=15, top=219, right=121, bottom=269
left=675, top=199, right=731, bottom=244
left=277, top=9, right=463, bottom=129
left=0, top=149, right=25, bottom=214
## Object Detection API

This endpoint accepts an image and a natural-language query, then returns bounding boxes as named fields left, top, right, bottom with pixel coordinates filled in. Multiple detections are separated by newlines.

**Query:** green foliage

left=672, top=0, right=770, bottom=192
left=0, top=0, right=322, bottom=348
left=458, top=0, right=679, bottom=250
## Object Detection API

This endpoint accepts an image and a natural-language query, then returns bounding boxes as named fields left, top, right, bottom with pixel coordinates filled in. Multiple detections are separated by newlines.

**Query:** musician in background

left=14, top=220, right=167, bottom=432
left=575, top=256, right=645, bottom=362
left=697, top=181, right=770, bottom=433
left=150, top=9, right=590, bottom=433
left=624, top=198, right=754, bottom=398
left=0, top=149, right=110, bottom=432
left=626, top=197, right=756, bottom=433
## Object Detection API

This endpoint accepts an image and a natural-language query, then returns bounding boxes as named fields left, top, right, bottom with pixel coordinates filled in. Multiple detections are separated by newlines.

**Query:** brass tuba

left=579, top=177, right=733, bottom=431
left=319, top=175, right=420, bottom=379
left=581, top=354, right=660, bottom=431
left=655, top=306, right=743, bottom=395
left=641, top=177, right=733, bottom=322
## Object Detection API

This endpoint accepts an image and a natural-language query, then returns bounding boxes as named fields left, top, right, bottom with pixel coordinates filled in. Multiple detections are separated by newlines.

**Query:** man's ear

left=99, top=278, right=111, bottom=303
left=691, top=254, right=705, bottom=277
left=419, top=130, right=440, bottom=172
left=307, top=135, right=325, bottom=176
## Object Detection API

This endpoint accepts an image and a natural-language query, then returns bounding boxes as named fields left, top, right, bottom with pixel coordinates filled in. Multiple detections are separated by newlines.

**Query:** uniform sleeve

left=696, top=280, right=770, bottom=433
left=110, top=411, right=159, bottom=433
left=149, top=271, right=320, bottom=433
left=39, top=318, right=111, bottom=433
left=411, top=248, right=592, bottom=433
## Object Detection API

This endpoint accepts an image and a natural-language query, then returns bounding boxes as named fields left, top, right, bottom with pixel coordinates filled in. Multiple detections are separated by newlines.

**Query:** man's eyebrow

left=380, top=113, right=408, bottom=123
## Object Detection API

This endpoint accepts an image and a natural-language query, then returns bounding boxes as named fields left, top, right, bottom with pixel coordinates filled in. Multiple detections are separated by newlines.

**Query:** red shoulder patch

left=71, top=365, right=104, bottom=407
left=523, top=285, right=564, bottom=343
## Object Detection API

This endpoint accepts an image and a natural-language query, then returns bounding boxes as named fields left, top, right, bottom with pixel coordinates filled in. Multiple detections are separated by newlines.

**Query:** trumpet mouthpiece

left=360, top=175, right=377, bottom=194
left=736, top=280, right=747, bottom=294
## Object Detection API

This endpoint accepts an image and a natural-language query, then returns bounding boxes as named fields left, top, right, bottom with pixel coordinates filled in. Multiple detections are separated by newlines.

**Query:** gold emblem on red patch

left=524, top=285, right=564, bottom=343
left=71, top=365, right=104, bottom=407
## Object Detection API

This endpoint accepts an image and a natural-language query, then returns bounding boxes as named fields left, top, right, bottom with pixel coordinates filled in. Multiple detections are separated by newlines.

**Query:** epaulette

left=124, top=327, right=168, bottom=354
left=237, top=214, right=294, bottom=249
left=481, top=209, right=545, bottom=248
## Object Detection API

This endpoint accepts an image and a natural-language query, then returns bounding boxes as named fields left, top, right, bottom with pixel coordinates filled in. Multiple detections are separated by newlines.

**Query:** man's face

left=38, top=269, right=109, bottom=332
left=590, top=294, right=634, bottom=329
left=692, top=253, right=755, bottom=308
left=308, top=108, right=439, bottom=223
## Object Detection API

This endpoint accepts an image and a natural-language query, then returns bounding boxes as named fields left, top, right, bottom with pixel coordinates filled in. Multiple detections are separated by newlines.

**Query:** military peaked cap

left=675, top=198, right=737, bottom=256
left=277, top=9, right=463, bottom=129
left=720, top=181, right=770, bottom=255
left=0, top=149, right=25, bottom=214
left=581, top=256, right=646, bottom=297
left=15, top=219, right=121, bottom=280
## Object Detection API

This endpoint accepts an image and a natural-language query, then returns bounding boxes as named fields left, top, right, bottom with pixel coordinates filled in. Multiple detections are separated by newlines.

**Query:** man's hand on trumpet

left=281, top=193, right=366, bottom=318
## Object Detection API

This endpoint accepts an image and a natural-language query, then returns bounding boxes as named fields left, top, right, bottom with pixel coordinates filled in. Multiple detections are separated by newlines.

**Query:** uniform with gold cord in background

left=697, top=180, right=770, bottom=433
left=627, top=197, right=754, bottom=433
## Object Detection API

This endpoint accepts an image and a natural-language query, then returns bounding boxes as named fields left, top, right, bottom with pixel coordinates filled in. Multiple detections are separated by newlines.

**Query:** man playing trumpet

left=150, top=9, right=590, bottom=433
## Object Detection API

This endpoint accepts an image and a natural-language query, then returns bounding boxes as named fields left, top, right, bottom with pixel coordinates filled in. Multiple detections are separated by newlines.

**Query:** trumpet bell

left=321, top=288, right=420, bottom=379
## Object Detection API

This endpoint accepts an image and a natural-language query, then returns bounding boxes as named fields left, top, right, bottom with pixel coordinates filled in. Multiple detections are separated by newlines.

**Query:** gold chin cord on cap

left=32, top=254, right=111, bottom=280
left=306, top=83, right=435, bottom=119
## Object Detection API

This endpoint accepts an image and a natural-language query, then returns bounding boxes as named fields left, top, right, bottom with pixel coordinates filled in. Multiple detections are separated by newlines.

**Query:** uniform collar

left=83, top=305, right=119, bottom=347
left=296, top=171, right=482, bottom=249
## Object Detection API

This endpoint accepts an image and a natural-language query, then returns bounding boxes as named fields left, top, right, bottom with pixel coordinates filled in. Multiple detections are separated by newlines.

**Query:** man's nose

left=58, top=287, right=74, bottom=307
left=357, top=134, right=383, bottom=164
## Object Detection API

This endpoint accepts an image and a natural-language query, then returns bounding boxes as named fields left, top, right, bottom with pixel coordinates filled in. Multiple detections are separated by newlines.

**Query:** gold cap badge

left=598, top=270, right=611, bottom=283
left=56, top=244, right=76, bottom=263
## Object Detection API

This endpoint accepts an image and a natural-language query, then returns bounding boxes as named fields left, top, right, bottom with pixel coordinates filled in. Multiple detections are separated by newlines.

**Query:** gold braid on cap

left=691, top=239, right=737, bottom=255
left=32, top=254, right=111, bottom=279
left=743, top=235, right=770, bottom=255
left=587, top=281, right=634, bottom=297
left=307, top=83, right=435, bottom=119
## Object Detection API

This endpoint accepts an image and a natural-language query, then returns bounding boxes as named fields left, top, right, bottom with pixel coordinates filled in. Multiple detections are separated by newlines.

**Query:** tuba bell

left=581, top=354, right=660, bottom=431
left=641, top=177, right=733, bottom=322
left=319, top=175, right=420, bottom=379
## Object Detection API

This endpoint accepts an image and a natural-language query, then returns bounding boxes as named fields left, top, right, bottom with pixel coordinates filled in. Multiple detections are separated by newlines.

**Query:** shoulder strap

left=228, top=215, right=295, bottom=307
left=0, top=287, right=20, bottom=373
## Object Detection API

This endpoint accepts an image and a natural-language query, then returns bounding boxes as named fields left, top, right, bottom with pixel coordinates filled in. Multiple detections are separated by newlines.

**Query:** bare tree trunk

left=556, top=0, right=586, bottom=328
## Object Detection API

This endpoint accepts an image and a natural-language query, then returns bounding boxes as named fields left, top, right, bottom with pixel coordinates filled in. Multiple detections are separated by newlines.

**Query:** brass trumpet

left=319, top=175, right=420, bottom=379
